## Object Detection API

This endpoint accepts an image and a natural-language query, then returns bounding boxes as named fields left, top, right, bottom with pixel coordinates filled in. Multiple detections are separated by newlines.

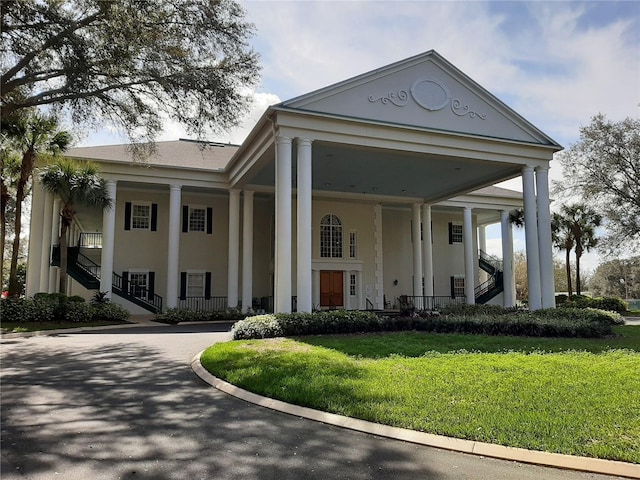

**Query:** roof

left=65, top=139, right=240, bottom=171
left=471, top=185, right=522, bottom=199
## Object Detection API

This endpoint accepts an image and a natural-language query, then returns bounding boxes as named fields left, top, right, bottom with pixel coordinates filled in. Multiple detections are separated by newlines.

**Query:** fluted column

left=463, top=207, right=475, bottom=304
left=374, top=203, right=384, bottom=309
left=522, top=166, right=542, bottom=310
left=501, top=210, right=515, bottom=307
left=166, top=184, right=181, bottom=309
left=536, top=166, right=555, bottom=308
left=100, top=180, right=117, bottom=298
left=26, top=180, right=45, bottom=296
left=296, top=138, right=313, bottom=313
left=39, top=191, right=54, bottom=293
left=241, top=190, right=254, bottom=313
left=275, top=136, right=292, bottom=313
left=412, top=203, right=423, bottom=306
left=228, top=189, right=241, bottom=308
left=421, top=204, right=434, bottom=296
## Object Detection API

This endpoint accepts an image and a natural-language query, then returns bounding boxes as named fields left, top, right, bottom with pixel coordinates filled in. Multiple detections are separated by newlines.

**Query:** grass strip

left=201, top=327, right=640, bottom=463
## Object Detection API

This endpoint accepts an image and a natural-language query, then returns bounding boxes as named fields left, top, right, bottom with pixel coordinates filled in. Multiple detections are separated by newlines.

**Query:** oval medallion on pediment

left=410, top=79, right=450, bottom=111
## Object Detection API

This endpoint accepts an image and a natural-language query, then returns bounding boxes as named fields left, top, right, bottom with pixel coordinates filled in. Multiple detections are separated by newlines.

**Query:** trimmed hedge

left=1, top=295, right=130, bottom=323
left=231, top=308, right=623, bottom=340
left=559, top=295, right=629, bottom=313
left=157, top=307, right=245, bottom=324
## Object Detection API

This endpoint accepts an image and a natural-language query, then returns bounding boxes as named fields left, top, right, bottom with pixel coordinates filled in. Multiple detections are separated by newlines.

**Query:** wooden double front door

left=320, top=270, right=344, bottom=308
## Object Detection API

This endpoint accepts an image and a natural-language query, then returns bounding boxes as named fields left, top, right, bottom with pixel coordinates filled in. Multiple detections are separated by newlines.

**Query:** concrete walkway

left=0, top=322, right=633, bottom=480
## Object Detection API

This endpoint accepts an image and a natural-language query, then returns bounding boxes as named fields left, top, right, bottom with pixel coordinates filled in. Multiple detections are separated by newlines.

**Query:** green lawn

left=201, top=326, right=640, bottom=463
left=0, top=320, right=129, bottom=333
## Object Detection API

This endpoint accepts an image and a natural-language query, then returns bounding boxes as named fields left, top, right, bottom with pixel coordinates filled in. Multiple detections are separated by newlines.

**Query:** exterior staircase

left=475, top=250, right=504, bottom=304
left=51, top=243, right=162, bottom=314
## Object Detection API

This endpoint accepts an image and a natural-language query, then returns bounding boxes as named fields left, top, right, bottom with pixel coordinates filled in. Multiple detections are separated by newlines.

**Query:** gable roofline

left=278, top=50, right=562, bottom=150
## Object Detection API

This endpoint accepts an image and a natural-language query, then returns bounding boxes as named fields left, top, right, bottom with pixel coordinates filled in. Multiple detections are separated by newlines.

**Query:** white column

left=501, top=210, right=515, bottom=307
left=241, top=190, right=254, bottom=313
left=373, top=204, right=384, bottom=309
left=167, top=184, right=181, bottom=309
left=26, top=180, right=45, bottom=296
left=100, top=180, right=117, bottom=298
left=412, top=203, right=423, bottom=307
left=478, top=225, right=488, bottom=283
left=296, top=138, right=313, bottom=313
left=536, top=166, right=555, bottom=309
left=522, top=166, right=542, bottom=310
left=228, top=189, right=241, bottom=309
left=39, top=191, right=54, bottom=293
left=421, top=204, right=434, bottom=297
left=312, top=269, right=320, bottom=309
left=275, top=136, right=292, bottom=313
left=463, top=207, right=475, bottom=304
left=357, top=270, right=364, bottom=310
left=48, top=197, right=61, bottom=293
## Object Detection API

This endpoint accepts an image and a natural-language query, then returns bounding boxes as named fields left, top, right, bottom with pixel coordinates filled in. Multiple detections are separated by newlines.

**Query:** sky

left=81, top=0, right=640, bottom=273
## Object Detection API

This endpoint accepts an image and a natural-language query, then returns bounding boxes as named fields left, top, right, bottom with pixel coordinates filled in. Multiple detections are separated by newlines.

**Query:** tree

left=551, top=211, right=575, bottom=297
left=558, top=204, right=601, bottom=296
left=39, top=159, right=112, bottom=293
left=513, top=251, right=528, bottom=302
left=590, top=257, right=640, bottom=299
left=2, top=111, right=71, bottom=296
left=1, top=0, right=260, bottom=145
left=554, top=114, right=640, bottom=254
left=0, top=138, right=21, bottom=284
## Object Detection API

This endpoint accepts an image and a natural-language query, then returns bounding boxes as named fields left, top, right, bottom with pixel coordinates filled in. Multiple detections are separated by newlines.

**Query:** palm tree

left=39, top=158, right=112, bottom=294
left=563, top=204, right=602, bottom=296
left=551, top=212, right=575, bottom=297
left=2, top=111, right=71, bottom=296
left=553, top=204, right=602, bottom=297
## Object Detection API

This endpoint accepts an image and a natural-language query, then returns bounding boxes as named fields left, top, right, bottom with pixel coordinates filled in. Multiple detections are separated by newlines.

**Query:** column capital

left=296, top=137, right=313, bottom=147
left=535, top=165, right=549, bottom=173
left=522, top=165, right=535, bottom=174
left=169, top=184, right=182, bottom=192
left=229, top=189, right=241, bottom=196
left=276, top=136, right=292, bottom=145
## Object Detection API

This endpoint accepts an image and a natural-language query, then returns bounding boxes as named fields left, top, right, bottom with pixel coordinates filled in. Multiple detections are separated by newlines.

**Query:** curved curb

left=191, top=351, right=640, bottom=479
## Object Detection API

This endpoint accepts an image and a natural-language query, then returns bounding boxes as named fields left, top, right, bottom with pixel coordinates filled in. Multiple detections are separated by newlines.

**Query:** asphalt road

left=0, top=323, right=628, bottom=480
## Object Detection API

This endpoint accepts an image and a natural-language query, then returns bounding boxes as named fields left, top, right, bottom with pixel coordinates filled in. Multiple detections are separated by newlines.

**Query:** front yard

left=201, top=326, right=640, bottom=463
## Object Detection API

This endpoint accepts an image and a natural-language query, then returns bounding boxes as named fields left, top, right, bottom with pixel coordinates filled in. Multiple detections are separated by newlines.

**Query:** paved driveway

left=0, top=323, right=627, bottom=480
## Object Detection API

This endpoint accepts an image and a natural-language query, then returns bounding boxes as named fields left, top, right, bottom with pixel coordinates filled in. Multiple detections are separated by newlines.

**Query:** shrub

left=63, top=302, right=94, bottom=322
left=1, top=297, right=56, bottom=322
left=92, top=303, right=130, bottom=322
left=561, top=296, right=628, bottom=313
left=157, top=308, right=246, bottom=324
left=230, top=308, right=619, bottom=340
left=439, top=304, right=518, bottom=316
left=232, top=314, right=283, bottom=339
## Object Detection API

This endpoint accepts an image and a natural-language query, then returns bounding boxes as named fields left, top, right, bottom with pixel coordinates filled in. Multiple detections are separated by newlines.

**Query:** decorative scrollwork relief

left=368, top=90, right=409, bottom=107
left=368, top=78, right=487, bottom=120
left=451, top=99, right=487, bottom=119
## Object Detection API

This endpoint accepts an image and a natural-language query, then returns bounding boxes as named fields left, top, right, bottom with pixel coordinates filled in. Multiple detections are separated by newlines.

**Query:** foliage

left=1, top=0, right=260, bottom=145
left=1, top=293, right=129, bottom=323
left=231, top=308, right=618, bottom=340
left=158, top=307, right=245, bottom=324
left=39, top=158, right=112, bottom=293
left=553, top=114, right=640, bottom=255
left=559, top=296, right=629, bottom=315
left=202, top=331, right=640, bottom=462
left=589, top=256, right=640, bottom=299
left=91, top=291, right=111, bottom=304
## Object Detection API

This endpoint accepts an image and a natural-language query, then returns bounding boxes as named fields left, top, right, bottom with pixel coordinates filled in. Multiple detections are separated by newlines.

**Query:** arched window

left=320, top=214, right=342, bottom=258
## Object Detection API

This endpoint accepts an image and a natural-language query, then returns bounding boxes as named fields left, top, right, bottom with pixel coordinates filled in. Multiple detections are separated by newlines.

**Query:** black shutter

left=180, top=272, right=187, bottom=300
left=148, top=272, right=155, bottom=301
left=123, top=271, right=129, bottom=295
left=448, top=222, right=453, bottom=244
left=151, top=203, right=158, bottom=231
left=205, top=272, right=212, bottom=299
left=182, top=205, right=189, bottom=232
left=206, top=207, right=213, bottom=234
left=124, top=202, right=132, bottom=230
left=450, top=276, right=455, bottom=298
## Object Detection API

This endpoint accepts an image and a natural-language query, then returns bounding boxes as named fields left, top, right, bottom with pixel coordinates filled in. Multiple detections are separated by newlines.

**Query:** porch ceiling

left=245, top=141, right=523, bottom=203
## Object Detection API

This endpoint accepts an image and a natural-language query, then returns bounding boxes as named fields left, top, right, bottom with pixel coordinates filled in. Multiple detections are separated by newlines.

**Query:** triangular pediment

left=280, top=51, right=559, bottom=146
